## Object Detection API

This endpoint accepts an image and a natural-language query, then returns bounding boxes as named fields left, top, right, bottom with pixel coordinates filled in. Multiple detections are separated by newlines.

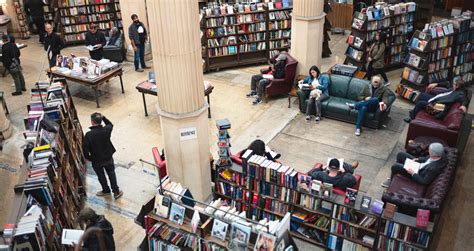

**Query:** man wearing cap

left=247, top=53, right=286, bottom=105
left=382, top=143, right=447, bottom=188
left=85, top=23, right=107, bottom=60
left=308, top=158, right=358, bottom=189
left=77, top=207, right=115, bottom=251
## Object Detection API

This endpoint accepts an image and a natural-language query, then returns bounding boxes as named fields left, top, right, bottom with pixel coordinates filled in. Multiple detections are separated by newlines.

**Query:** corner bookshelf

left=452, top=15, right=473, bottom=85
left=58, top=0, right=122, bottom=45
left=14, top=0, right=30, bottom=39
left=200, top=2, right=292, bottom=72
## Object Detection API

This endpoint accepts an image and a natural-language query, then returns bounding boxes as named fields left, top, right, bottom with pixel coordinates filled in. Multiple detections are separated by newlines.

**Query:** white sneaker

left=355, top=128, right=361, bottom=136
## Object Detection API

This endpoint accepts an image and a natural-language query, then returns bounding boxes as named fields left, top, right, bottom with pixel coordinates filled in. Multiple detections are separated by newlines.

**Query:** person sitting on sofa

left=346, top=75, right=390, bottom=136
left=105, top=27, right=122, bottom=48
left=403, top=80, right=468, bottom=123
left=308, top=158, right=358, bottom=189
left=238, top=139, right=280, bottom=161
left=381, top=143, right=447, bottom=188
left=247, top=53, right=286, bottom=105
left=299, top=65, right=330, bottom=122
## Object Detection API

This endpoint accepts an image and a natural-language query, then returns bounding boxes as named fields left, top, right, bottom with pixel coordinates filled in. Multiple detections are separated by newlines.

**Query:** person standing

left=77, top=207, right=116, bottom=251
left=83, top=113, right=123, bottom=199
left=128, top=14, right=150, bottom=72
left=366, top=31, right=389, bottom=84
left=85, top=24, right=106, bottom=60
left=24, top=0, right=46, bottom=43
left=1, top=35, right=26, bottom=96
left=44, top=23, right=64, bottom=67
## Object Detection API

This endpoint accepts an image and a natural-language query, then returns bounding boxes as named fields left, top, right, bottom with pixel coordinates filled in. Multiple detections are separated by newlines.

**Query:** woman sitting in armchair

left=299, top=65, right=329, bottom=122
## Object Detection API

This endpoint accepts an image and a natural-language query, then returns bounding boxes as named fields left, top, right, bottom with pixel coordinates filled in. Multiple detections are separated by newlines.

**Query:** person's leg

left=379, top=69, right=389, bottom=83
left=10, top=71, right=22, bottom=93
left=50, top=52, right=58, bottom=68
left=342, top=162, right=354, bottom=174
left=354, top=98, right=378, bottom=129
left=104, top=162, right=119, bottom=194
left=139, top=44, right=146, bottom=68
left=250, top=75, right=263, bottom=92
left=315, top=94, right=328, bottom=117
left=306, top=97, right=316, bottom=117
left=134, top=46, right=140, bottom=70
left=366, top=63, right=374, bottom=80
left=18, top=70, right=26, bottom=90
left=396, top=152, right=415, bottom=164
left=92, top=165, right=111, bottom=193
left=391, top=163, right=412, bottom=179
left=410, top=100, right=428, bottom=119
left=257, top=79, right=268, bottom=99
left=33, top=17, right=45, bottom=42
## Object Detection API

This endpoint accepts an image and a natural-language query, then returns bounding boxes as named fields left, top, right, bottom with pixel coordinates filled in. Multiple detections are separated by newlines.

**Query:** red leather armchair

left=406, top=87, right=471, bottom=148
left=260, top=52, right=298, bottom=101
left=152, top=147, right=167, bottom=180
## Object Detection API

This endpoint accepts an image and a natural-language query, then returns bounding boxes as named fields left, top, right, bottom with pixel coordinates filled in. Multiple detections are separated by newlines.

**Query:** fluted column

left=146, top=0, right=211, bottom=201
left=119, top=0, right=152, bottom=61
left=290, top=0, right=326, bottom=75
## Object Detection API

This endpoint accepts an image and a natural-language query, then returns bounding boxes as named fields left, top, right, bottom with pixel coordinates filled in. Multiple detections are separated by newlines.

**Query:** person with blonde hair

left=346, top=75, right=390, bottom=136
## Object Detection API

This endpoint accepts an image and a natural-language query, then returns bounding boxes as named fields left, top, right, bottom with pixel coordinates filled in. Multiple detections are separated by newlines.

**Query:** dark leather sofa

left=260, top=52, right=298, bottom=101
left=382, top=147, right=458, bottom=215
left=297, top=73, right=396, bottom=128
left=103, top=34, right=125, bottom=62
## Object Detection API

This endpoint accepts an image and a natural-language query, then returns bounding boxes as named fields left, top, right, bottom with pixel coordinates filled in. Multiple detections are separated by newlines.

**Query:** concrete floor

left=0, top=33, right=472, bottom=250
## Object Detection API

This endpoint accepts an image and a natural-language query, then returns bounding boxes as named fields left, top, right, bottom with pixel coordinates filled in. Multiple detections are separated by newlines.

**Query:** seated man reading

left=382, top=143, right=447, bottom=188
left=105, top=27, right=122, bottom=48
left=404, top=79, right=468, bottom=123
left=308, top=158, right=358, bottom=189
left=238, top=139, right=280, bottom=161
left=247, top=53, right=286, bottom=105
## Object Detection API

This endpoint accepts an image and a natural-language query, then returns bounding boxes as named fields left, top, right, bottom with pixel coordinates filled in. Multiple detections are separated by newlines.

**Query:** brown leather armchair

left=259, top=52, right=298, bottom=101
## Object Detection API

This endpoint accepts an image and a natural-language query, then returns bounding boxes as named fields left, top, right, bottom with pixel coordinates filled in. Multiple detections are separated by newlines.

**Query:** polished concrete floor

left=0, top=33, right=472, bottom=250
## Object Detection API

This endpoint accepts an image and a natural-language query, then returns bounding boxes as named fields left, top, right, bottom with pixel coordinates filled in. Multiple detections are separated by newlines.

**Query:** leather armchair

left=306, top=163, right=362, bottom=196
left=103, top=33, right=125, bottom=62
left=152, top=147, right=167, bottom=180
left=259, top=52, right=298, bottom=101
left=405, top=87, right=471, bottom=148
left=382, top=147, right=458, bottom=215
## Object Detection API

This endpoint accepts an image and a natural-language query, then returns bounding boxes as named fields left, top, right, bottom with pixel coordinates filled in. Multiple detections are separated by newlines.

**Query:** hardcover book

left=360, top=195, right=372, bottom=212
left=254, top=231, right=276, bottom=251
left=416, top=209, right=430, bottom=229
left=168, top=203, right=185, bottom=225
left=383, top=203, right=397, bottom=219
left=211, top=219, right=229, bottom=241
left=154, top=193, right=171, bottom=218
left=228, top=222, right=251, bottom=250
left=344, top=188, right=358, bottom=206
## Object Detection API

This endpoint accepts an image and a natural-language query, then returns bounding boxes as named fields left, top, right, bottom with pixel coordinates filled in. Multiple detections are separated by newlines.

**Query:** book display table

left=48, top=65, right=124, bottom=108
left=136, top=81, right=214, bottom=118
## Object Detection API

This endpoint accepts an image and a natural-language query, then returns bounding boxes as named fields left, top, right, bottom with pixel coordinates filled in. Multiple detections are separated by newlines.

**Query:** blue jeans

left=355, top=97, right=379, bottom=129
left=134, top=43, right=146, bottom=70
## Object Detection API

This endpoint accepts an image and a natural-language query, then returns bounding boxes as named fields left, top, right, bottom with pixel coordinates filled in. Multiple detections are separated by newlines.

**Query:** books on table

left=404, top=158, right=421, bottom=174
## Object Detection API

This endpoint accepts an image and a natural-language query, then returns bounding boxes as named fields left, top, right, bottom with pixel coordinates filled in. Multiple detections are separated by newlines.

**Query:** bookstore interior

left=0, top=0, right=473, bottom=250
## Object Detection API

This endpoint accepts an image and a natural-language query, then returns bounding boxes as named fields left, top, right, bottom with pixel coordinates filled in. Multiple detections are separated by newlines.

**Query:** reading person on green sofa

left=346, top=76, right=390, bottom=136
left=308, top=158, right=357, bottom=190
left=298, top=65, right=329, bottom=122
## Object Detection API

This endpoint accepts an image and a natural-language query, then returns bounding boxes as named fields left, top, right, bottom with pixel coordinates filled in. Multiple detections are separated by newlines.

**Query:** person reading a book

left=299, top=65, right=330, bottom=122
left=44, top=23, right=64, bottom=67
left=382, top=143, right=447, bottom=188
left=83, top=113, right=123, bottom=199
left=403, top=80, right=468, bottom=123
left=308, top=158, right=358, bottom=190
left=238, top=139, right=280, bottom=161
left=346, top=76, right=390, bottom=136
left=246, top=53, right=286, bottom=105
left=366, top=31, right=389, bottom=84
left=105, top=27, right=122, bottom=48
left=76, top=207, right=115, bottom=251
left=85, top=23, right=106, bottom=60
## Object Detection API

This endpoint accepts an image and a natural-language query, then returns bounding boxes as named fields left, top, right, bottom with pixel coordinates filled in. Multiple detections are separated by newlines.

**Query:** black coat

left=24, top=0, right=44, bottom=18
left=411, top=156, right=448, bottom=186
left=44, top=32, right=64, bottom=54
left=83, top=216, right=116, bottom=251
left=85, top=31, right=106, bottom=60
left=430, top=89, right=469, bottom=119
left=273, top=60, right=286, bottom=79
left=83, top=117, right=116, bottom=166
left=1, top=42, right=20, bottom=69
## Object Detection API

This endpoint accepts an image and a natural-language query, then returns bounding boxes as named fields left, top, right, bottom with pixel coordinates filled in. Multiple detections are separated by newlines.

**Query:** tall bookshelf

left=14, top=0, right=30, bottom=39
left=58, top=0, right=122, bottom=44
left=8, top=79, right=86, bottom=250
left=43, top=0, right=55, bottom=25
left=345, top=2, right=416, bottom=70
left=200, top=2, right=292, bottom=72
left=322, top=0, right=332, bottom=58
left=452, top=14, right=473, bottom=85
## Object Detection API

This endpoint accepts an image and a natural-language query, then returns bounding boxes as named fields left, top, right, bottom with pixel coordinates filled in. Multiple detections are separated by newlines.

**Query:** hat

left=276, top=54, right=287, bottom=61
left=328, top=158, right=340, bottom=170
left=78, top=207, right=98, bottom=222
left=429, top=143, right=444, bottom=157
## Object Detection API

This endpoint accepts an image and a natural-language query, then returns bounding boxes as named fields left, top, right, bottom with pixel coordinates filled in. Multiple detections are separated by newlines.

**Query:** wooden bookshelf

left=200, top=2, right=292, bottom=72
left=14, top=0, right=30, bottom=39
left=57, top=0, right=122, bottom=45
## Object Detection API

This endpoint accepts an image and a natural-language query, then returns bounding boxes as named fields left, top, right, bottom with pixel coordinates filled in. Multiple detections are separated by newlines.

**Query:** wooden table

left=49, top=66, right=124, bottom=108
left=136, top=81, right=214, bottom=118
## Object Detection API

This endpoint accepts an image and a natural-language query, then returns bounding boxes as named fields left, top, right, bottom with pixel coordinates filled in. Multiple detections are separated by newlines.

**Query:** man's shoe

left=252, top=97, right=263, bottom=105
left=346, top=102, right=355, bottom=110
left=403, top=117, right=412, bottom=123
left=12, top=91, right=22, bottom=96
left=135, top=68, right=144, bottom=72
left=21, top=88, right=27, bottom=92
left=355, top=128, right=361, bottom=136
left=114, top=190, right=124, bottom=200
left=351, top=161, right=359, bottom=169
left=142, top=66, right=152, bottom=69
left=381, top=178, right=391, bottom=188
left=305, top=115, right=311, bottom=121
left=96, top=191, right=111, bottom=197
left=315, top=116, right=321, bottom=122
left=246, top=91, right=257, bottom=98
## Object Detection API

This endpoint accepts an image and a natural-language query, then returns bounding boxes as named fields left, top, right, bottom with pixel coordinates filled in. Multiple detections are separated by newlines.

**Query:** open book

left=86, top=45, right=101, bottom=51
left=61, top=229, right=84, bottom=245
left=262, top=74, right=273, bottom=79
left=404, top=158, right=421, bottom=174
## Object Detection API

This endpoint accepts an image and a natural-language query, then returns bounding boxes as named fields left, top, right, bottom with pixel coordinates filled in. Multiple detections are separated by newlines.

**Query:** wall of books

left=200, top=0, right=292, bottom=72
left=345, top=2, right=416, bottom=70
left=397, top=13, right=473, bottom=103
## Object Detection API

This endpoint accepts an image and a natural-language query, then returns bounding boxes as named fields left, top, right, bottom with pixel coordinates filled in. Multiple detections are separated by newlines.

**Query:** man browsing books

left=308, top=158, right=358, bottom=190
left=83, top=113, right=123, bottom=199
left=44, top=23, right=64, bottom=67
left=76, top=207, right=115, bottom=251
left=85, top=24, right=106, bottom=60
left=382, top=143, right=447, bottom=188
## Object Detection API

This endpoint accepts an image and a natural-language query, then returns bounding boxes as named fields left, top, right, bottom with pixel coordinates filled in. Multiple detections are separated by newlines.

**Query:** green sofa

left=297, top=73, right=396, bottom=129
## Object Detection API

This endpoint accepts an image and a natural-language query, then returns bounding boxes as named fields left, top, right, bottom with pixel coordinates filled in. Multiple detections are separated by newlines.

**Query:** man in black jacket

left=404, top=80, right=468, bottom=123
left=382, top=143, right=447, bottom=188
left=78, top=207, right=116, bottom=251
left=308, top=158, right=358, bottom=190
left=44, top=23, right=64, bottom=67
left=1, top=35, right=26, bottom=96
left=247, top=53, right=286, bottom=105
left=83, top=113, right=123, bottom=199
left=85, top=24, right=106, bottom=60
left=24, top=0, right=46, bottom=43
